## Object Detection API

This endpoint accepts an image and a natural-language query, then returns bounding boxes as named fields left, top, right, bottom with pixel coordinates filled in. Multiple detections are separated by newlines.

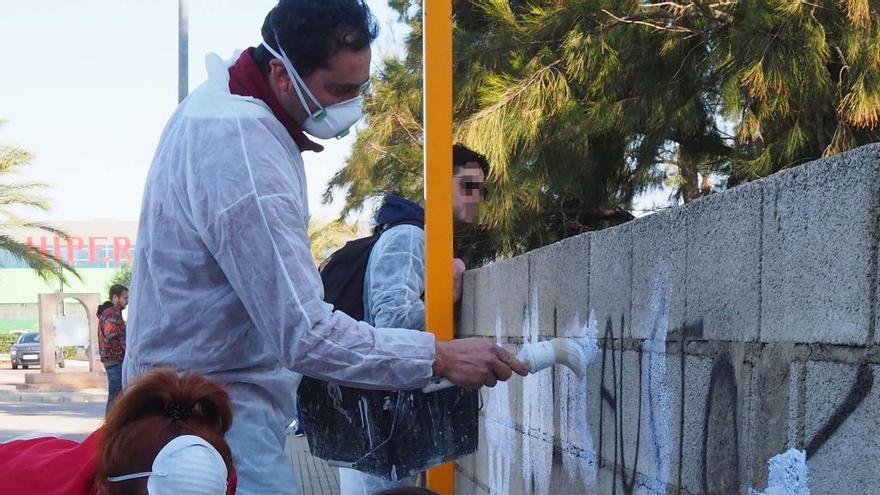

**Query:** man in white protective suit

left=122, top=1, right=529, bottom=494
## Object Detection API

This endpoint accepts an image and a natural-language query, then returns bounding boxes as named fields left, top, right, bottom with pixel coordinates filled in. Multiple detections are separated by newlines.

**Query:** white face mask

left=262, top=39, right=364, bottom=140
left=106, top=435, right=228, bottom=495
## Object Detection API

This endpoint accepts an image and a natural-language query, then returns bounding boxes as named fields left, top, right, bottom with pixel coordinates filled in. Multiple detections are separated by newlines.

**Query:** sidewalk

left=0, top=358, right=108, bottom=404
left=0, top=387, right=108, bottom=403
left=287, top=433, right=341, bottom=495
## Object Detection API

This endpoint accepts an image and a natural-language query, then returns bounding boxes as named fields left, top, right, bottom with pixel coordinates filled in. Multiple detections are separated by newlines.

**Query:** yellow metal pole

left=423, top=0, right=455, bottom=493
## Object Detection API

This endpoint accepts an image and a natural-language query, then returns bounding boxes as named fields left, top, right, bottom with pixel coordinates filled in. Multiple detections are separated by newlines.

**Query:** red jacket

left=0, top=430, right=101, bottom=495
left=98, top=305, right=126, bottom=365
left=0, top=429, right=238, bottom=494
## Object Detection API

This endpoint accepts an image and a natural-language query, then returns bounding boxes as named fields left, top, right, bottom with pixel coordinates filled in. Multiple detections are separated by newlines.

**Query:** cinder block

left=685, top=180, right=762, bottom=341
left=457, top=450, right=477, bottom=482
left=786, top=361, right=805, bottom=450
left=631, top=207, right=687, bottom=340
left=594, top=466, right=620, bottom=493
left=554, top=354, right=599, bottom=491
left=548, top=454, right=588, bottom=493
left=586, top=463, right=675, bottom=494
left=589, top=348, right=649, bottom=484
left=473, top=255, right=530, bottom=339
left=457, top=270, right=478, bottom=337
left=505, top=343, right=527, bottom=429
left=518, top=429, right=554, bottom=495
left=594, top=345, right=751, bottom=493
left=455, top=467, right=490, bottom=495
left=471, top=416, right=490, bottom=492
left=471, top=266, right=494, bottom=338
left=804, top=361, right=880, bottom=493
left=476, top=407, right=526, bottom=495
left=520, top=369, right=555, bottom=494
left=762, top=144, right=880, bottom=345
left=589, top=223, right=632, bottom=338
left=633, top=350, right=682, bottom=488
left=675, top=354, right=714, bottom=495
left=584, top=335, right=607, bottom=466
left=740, top=344, right=794, bottom=492
left=528, top=233, right=591, bottom=338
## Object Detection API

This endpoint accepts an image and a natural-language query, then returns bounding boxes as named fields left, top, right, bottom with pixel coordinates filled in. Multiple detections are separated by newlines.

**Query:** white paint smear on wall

left=486, top=310, right=516, bottom=495
left=642, top=264, right=673, bottom=489
left=521, top=291, right=554, bottom=495
left=749, top=449, right=810, bottom=495
left=557, top=310, right=600, bottom=489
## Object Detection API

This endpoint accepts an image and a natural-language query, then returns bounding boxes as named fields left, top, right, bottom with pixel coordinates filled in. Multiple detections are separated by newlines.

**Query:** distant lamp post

left=179, top=0, right=189, bottom=103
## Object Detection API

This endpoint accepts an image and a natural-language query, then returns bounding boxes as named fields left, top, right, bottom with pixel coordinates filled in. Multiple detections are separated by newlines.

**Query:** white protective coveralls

left=122, top=52, right=436, bottom=495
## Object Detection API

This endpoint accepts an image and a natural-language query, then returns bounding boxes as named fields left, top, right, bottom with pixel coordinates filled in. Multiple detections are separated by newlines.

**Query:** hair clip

left=164, top=402, right=191, bottom=421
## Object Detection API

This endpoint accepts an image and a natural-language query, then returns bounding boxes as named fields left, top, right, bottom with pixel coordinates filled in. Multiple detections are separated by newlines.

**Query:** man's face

left=273, top=46, right=371, bottom=123
left=453, top=163, right=486, bottom=224
left=112, top=291, right=129, bottom=310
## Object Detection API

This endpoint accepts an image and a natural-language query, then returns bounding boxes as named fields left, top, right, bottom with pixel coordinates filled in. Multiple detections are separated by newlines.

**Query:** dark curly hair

left=254, top=0, right=378, bottom=78
left=453, top=143, right=490, bottom=176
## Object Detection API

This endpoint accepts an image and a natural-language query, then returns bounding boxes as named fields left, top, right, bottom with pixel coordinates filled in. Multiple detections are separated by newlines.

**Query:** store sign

left=26, top=236, right=133, bottom=263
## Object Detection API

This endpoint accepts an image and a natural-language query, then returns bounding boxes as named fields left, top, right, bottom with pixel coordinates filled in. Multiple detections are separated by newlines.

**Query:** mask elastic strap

left=108, top=471, right=166, bottom=482
left=262, top=35, right=326, bottom=120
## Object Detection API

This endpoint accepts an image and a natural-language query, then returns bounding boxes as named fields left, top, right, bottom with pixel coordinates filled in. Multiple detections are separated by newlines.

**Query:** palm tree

left=0, top=119, right=79, bottom=283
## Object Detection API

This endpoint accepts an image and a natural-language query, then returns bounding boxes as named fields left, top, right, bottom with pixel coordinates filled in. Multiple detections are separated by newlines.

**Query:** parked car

left=9, top=332, right=65, bottom=370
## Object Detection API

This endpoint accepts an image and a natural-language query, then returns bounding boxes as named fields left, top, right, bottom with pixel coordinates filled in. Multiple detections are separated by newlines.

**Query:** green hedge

left=0, top=333, right=17, bottom=354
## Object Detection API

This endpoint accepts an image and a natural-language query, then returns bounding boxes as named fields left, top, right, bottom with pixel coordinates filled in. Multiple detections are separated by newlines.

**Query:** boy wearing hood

left=340, top=145, right=490, bottom=493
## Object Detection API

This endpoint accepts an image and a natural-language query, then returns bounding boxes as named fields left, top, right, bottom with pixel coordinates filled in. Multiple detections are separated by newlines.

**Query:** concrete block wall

left=454, top=144, right=880, bottom=494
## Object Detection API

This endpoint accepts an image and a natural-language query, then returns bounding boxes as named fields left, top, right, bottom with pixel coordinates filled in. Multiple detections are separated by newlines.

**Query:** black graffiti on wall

left=597, top=315, right=642, bottom=494
left=595, top=315, right=876, bottom=494
left=597, top=317, right=741, bottom=495
left=701, top=351, right=740, bottom=494
left=804, top=363, right=874, bottom=459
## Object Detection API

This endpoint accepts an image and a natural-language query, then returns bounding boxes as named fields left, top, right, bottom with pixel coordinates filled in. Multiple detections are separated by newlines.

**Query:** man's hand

left=452, top=258, right=466, bottom=303
left=432, top=338, right=529, bottom=389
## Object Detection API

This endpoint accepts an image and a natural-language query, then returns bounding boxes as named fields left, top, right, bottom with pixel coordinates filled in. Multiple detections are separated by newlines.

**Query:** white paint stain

left=749, top=449, right=810, bottom=495
left=642, top=264, right=673, bottom=486
left=557, top=310, right=600, bottom=489
left=521, top=291, right=554, bottom=495
left=486, top=311, right=516, bottom=495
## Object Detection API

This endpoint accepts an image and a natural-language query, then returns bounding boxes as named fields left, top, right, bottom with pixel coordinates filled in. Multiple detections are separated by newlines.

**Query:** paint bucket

left=297, top=377, right=479, bottom=480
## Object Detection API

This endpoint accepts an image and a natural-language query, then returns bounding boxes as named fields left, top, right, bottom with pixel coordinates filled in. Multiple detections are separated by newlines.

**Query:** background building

left=0, top=219, right=136, bottom=333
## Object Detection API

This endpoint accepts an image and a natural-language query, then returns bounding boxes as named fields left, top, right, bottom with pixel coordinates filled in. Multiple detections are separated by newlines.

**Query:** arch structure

left=36, top=292, right=101, bottom=373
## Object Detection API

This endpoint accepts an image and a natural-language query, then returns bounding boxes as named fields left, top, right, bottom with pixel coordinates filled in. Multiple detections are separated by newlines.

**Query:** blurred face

left=112, top=291, right=129, bottom=310
left=270, top=46, right=371, bottom=124
left=453, top=163, right=486, bottom=224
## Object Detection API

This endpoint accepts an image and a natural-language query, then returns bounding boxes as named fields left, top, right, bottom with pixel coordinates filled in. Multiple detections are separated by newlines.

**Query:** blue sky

left=0, top=0, right=403, bottom=222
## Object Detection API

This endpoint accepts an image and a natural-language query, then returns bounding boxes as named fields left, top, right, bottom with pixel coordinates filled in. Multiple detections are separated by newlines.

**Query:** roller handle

left=422, top=377, right=455, bottom=393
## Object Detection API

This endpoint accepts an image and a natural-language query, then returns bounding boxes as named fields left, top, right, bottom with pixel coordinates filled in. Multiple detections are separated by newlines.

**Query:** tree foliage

left=326, top=0, right=880, bottom=262
left=308, top=219, right=360, bottom=266
left=0, top=120, right=80, bottom=283
left=106, top=262, right=132, bottom=296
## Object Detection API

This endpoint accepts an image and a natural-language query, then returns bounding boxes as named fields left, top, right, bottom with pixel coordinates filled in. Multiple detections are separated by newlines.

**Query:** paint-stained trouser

left=225, top=383, right=301, bottom=495
left=339, top=468, right=417, bottom=495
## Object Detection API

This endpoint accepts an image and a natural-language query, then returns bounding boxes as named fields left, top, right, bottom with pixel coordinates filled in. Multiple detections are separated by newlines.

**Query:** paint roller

left=421, top=337, right=589, bottom=393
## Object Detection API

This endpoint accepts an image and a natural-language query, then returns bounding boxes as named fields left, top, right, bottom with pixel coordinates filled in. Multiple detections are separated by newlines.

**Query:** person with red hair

left=0, top=369, right=237, bottom=495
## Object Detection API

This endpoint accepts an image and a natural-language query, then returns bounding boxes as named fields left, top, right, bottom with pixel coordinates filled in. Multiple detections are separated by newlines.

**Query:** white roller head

left=516, top=340, right=556, bottom=373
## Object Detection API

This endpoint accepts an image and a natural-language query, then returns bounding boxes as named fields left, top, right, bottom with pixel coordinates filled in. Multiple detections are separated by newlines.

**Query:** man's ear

left=268, top=59, right=292, bottom=92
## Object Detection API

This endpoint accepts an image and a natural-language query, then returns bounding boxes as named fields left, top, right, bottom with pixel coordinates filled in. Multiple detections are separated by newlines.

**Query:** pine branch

left=601, top=9, right=695, bottom=34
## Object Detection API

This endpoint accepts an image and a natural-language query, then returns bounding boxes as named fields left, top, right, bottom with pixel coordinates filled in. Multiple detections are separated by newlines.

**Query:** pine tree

left=326, top=0, right=880, bottom=262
